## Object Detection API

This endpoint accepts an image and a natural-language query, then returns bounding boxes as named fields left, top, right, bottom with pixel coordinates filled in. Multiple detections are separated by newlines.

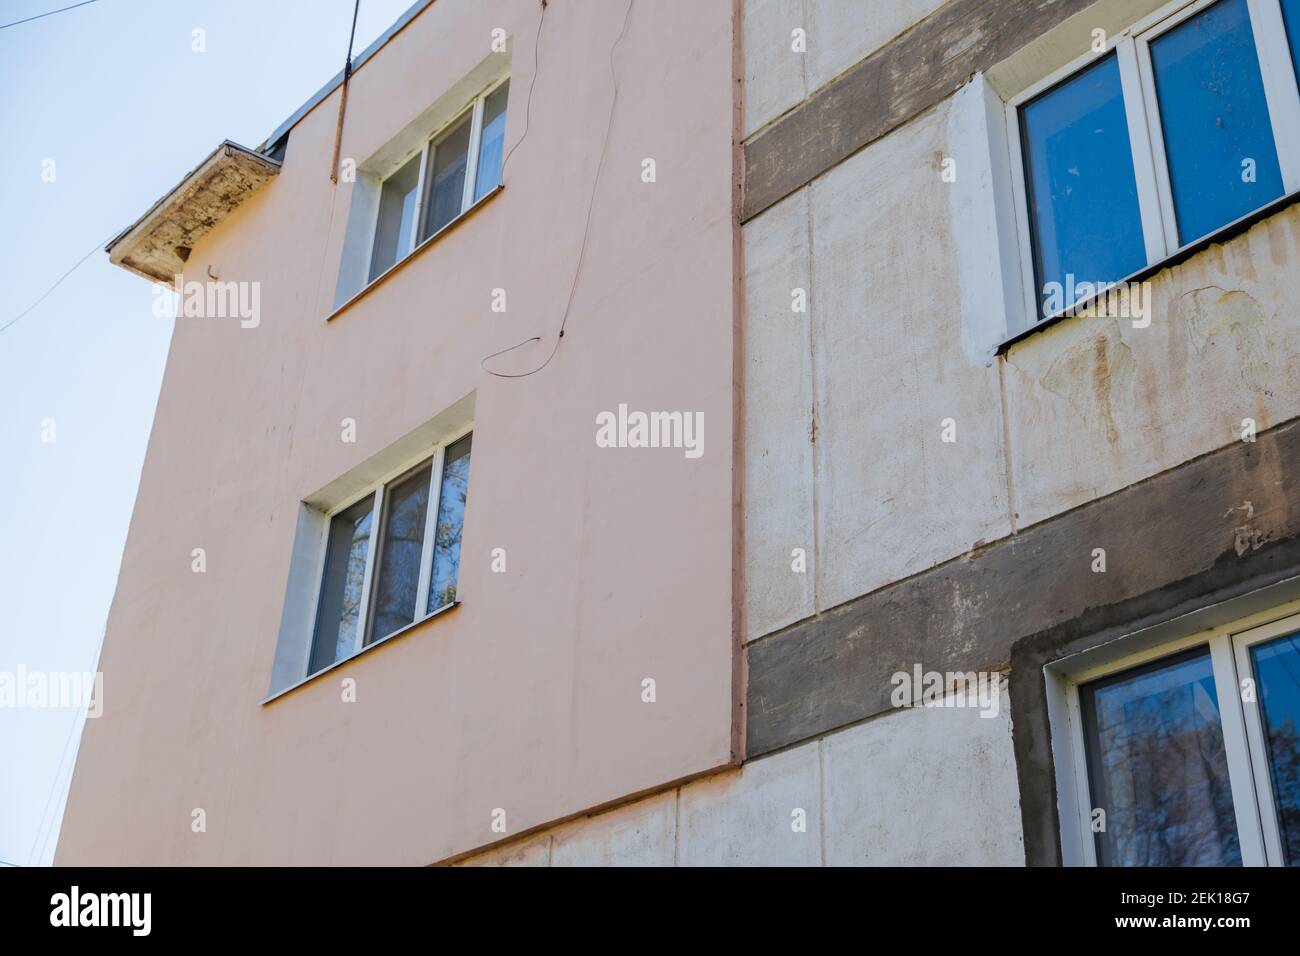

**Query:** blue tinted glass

left=1150, top=0, right=1283, bottom=245
left=1081, top=648, right=1242, bottom=866
left=1249, top=633, right=1300, bottom=866
left=1021, top=53, right=1146, bottom=319
left=1285, top=0, right=1300, bottom=86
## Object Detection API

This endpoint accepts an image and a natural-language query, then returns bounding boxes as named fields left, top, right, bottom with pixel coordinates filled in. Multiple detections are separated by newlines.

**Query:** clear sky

left=0, top=0, right=416, bottom=868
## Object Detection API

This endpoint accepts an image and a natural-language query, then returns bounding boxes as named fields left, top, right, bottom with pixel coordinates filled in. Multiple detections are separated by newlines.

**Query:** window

left=365, top=78, right=509, bottom=285
left=1148, top=0, right=1284, bottom=245
left=1058, top=605, right=1300, bottom=866
left=308, top=431, right=473, bottom=674
left=369, top=154, right=422, bottom=281
left=1284, top=0, right=1300, bottom=85
left=1019, top=54, right=1147, bottom=318
left=1079, top=647, right=1241, bottom=865
left=427, top=433, right=471, bottom=611
left=1008, top=0, right=1300, bottom=322
left=1243, top=632, right=1300, bottom=864
left=309, top=494, right=375, bottom=675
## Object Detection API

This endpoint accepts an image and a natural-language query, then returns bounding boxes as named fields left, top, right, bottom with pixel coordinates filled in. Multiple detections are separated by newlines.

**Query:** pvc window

left=364, top=78, right=509, bottom=285
left=308, top=430, right=473, bottom=675
left=1007, top=0, right=1300, bottom=323
left=1054, top=603, right=1300, bottom=866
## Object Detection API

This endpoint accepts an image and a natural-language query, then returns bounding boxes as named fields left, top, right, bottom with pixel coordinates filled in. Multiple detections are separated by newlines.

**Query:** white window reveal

left=1006, top=0, right=1300, bottom=326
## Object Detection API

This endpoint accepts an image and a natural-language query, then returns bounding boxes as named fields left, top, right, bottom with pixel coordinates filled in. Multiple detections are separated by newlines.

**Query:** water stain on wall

left=1040, top=319, right=1136, bottom=446
left=1178, top=286, right=1270, bottom=395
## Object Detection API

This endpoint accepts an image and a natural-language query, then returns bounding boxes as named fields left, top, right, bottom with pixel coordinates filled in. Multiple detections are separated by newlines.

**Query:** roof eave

left=106, top=141, right=281, bottom=284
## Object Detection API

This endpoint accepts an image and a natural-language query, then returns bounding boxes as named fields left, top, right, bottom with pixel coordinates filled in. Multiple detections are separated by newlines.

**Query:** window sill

left=261, top=600, right=461, bottom=706
left=326, top=183, right=504, bottom=323
left=996, top=187, right=1300, bottom=355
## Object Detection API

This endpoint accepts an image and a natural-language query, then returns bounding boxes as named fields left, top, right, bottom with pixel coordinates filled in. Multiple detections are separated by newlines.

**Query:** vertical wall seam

left=997, top=353, right=1018, bottom=535
left=817, top=736, right=827, bottom=866
left=807, top=185, right=821, bottom=612
left=673, top=787, right=681, bottom=867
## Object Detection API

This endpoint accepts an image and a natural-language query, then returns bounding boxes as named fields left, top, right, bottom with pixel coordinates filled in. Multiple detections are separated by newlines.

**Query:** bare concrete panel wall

left=739, top=0, right=1300, bottom=869
left=456, top=686, right=1024, bottom=866
left=742, top=0, right=950, bottom=138
left=1005, top=207, right=1300, bottom=527
left=742, top=93, right=1013, bottom=637
left=808, top=100, right=1010, bottom=610
left=803, top=0, right=948, bottom=94
left=742, top=0, right=806, bottom=137
left=742, top=188, right=815, bottom=641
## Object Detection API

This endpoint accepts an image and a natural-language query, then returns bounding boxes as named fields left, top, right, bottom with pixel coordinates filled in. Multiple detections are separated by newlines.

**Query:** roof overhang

left=105, top=141, right=281, bottom=283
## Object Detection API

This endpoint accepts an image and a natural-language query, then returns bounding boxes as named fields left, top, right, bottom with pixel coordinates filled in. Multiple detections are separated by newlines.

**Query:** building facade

left=59, top=0, right=1300, bottom=866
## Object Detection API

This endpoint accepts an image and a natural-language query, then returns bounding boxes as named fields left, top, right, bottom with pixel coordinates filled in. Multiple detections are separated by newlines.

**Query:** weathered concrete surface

left=809, top=101, right=1009, bottom=612
left=743, top=0, right=1097, bottom=220
left=452, top=692, right=1026, bottom=866
left=734, top=0, right=1300, bottom=866
left=550, top=791, right=676, bottom=866
left=804, top=0, right=947, bottom=94
left=749, top=417, right=1300, bottom=757
left=677, top=740, right=821, bottom=866
left=742, top=0, right=949, bottom=138
left=1005, top=206, right=1300, bottom=528
left=823, top=686, right=1023, bottom=865
left=454, top=831, right=551, bottom=867
left=107, top=142, right=280, bottom=284
left=743, top=188, right=815, bottom=641
left=742, top=0, right=806, bottom=137
left=452, top=744, right=824, bottom=867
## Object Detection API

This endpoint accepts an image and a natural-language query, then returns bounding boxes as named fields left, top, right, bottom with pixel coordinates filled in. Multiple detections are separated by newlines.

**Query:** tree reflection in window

left=428, top=434, right=471, bottom=612
left=1081, top=647, right=1242, bottom=866
left=1250, top=633, right=1300, bottom=866
left=310, top=494, right=375, bottom=673
left=366, top=462, right=432, bottom=644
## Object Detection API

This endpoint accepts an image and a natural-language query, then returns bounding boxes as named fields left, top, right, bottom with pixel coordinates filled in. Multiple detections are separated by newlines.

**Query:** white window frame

left=1004, top=0, right=1300, bottom=330
left=304, top=422, right=473, bottom=677
left=1231, top=612, right=1300, bottom=865
left=1051, top=597, right=1300, bottom=867
left=363, top=75, right=508, bottom=286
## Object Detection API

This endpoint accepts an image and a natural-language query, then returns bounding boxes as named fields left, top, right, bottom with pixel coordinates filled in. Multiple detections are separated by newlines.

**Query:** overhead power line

left=0, top=0, right=100, bottom=31
left=0, top=235, right=112, bottom=336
